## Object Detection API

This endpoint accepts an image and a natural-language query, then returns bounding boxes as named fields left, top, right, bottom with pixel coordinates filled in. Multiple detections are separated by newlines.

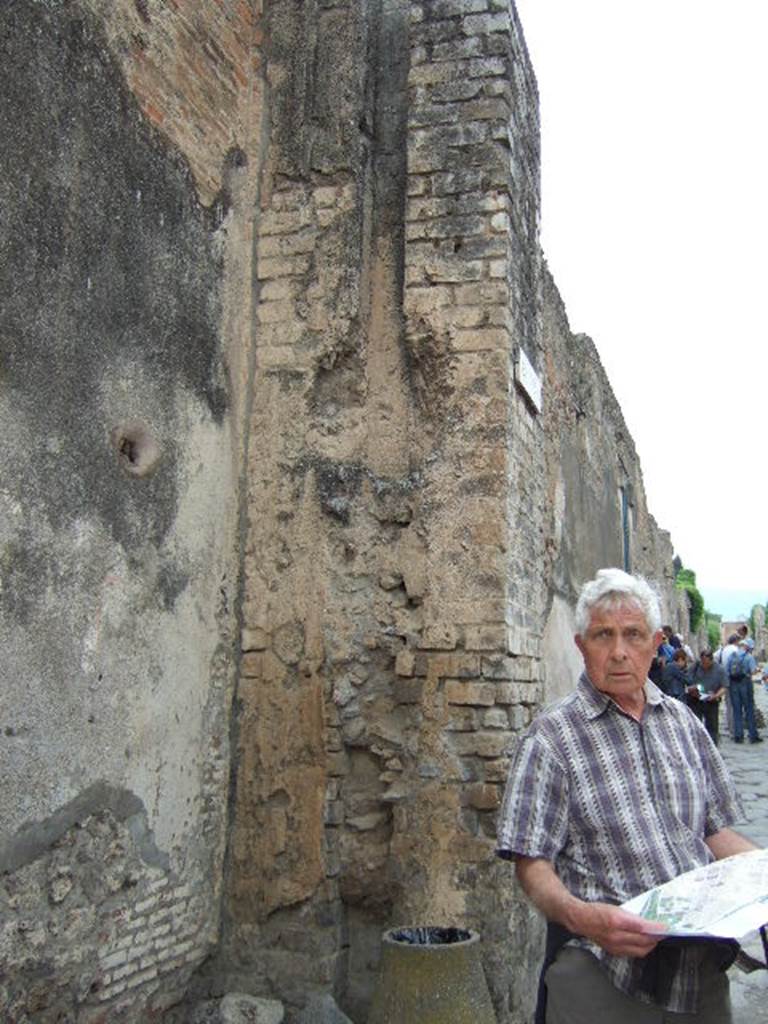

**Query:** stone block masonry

left=397, top=6, right=546, bottom=1017
left=226, top=3, right=549, bottom=1022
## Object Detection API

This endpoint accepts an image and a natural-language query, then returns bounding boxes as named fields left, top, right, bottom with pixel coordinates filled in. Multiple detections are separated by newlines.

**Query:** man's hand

left=567, top=900, right=664, bottom=957
left=515, top=856, right=664, bottom=958
left=706, top=828, right=758, bottom=859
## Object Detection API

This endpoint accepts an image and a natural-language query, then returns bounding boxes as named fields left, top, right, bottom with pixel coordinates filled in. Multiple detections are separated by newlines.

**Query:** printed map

left=622, top=849, right=768, bottom=939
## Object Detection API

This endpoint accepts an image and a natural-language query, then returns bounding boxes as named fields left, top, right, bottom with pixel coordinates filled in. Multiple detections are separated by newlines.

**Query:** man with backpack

left=727, top=637, right=762, bottom=744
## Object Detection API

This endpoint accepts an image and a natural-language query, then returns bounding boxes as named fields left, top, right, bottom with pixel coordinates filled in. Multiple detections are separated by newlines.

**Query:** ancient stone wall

left=753, top=606, right=767, bottom=661
left=538, top=268, right=689, bottom=702
left=0, top=3, right=684, bottom=1023
left=214, top=4, right=550, bottom=1022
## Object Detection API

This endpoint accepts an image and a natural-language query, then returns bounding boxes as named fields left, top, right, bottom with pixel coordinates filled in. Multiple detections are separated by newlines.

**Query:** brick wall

left=398, top=5, right=546, bottom=1018
left=90, top=0, right=263, bottom=206
left=1, top=801, right=216, bottom=1021
left=221, top=0, right=374, bottom=1005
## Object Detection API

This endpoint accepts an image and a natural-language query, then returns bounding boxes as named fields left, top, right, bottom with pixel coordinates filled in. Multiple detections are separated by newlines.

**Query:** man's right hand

left=567, top=900, right=664, bottom=958
left=515, top=856, right=664, bottom=958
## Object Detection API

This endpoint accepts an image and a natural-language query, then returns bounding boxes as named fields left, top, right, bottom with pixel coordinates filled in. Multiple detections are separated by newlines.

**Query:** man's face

left=701, top=654, right=713, bottom=670
left=575, top=602, right=661, bottom=702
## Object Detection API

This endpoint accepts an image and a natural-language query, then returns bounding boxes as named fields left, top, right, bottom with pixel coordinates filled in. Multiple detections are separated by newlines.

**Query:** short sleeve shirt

left=496, top=674, right=743, bottom=1013
left=691, top=661, right=727, bottom=695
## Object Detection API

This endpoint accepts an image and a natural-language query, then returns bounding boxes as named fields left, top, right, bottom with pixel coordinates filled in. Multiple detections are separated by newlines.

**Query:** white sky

left=513, top=0, right=768, bottom=619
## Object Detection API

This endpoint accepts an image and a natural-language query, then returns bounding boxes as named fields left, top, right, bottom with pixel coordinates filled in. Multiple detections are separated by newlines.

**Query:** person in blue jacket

left=661, top=647, right=689, bottom=700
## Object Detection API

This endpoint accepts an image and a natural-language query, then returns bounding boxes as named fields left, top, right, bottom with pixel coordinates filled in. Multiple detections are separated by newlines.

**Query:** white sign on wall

left=515, top=347, right=542, bottom=413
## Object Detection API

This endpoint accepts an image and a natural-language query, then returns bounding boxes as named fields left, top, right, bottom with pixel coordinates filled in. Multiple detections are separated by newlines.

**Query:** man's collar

left=576, top=672, right=664, bottom=720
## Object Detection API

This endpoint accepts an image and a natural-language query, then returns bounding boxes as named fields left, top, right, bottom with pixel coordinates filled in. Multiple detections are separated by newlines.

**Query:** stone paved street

left=720, top=678, right=768, bottom=1021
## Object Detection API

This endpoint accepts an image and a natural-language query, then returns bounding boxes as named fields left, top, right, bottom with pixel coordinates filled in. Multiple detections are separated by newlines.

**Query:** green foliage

left=674, top=565, right=704, bottom=633
left=687, top=588, right=705, bottom=633
left=706, top=618, right=721, bottom=650
left=676, top=568, right=697, bottom=588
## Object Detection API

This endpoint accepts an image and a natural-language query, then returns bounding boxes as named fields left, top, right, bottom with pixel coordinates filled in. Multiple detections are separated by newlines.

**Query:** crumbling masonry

left=0, top=2, right=687, bottom=1022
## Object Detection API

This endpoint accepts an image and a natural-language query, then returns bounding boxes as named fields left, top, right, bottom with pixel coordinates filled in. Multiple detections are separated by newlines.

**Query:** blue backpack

left=728, top=651, right=747, bottom=680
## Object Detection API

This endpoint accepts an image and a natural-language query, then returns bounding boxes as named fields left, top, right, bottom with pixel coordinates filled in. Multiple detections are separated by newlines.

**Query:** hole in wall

left=225, top=146, right=248, bottom=170
left=110, top=421, right=162, bottom=478
left=390, top=926, right=472, bottom=945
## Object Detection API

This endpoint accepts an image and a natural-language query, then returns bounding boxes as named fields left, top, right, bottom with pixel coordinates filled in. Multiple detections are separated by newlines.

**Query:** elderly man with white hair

left=497, top=568, right=758, bottom=1024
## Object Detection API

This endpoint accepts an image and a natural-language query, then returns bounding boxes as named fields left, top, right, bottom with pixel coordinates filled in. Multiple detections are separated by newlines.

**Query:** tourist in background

left=717, top=633, right=740, bottom=737
left=675, top=632, right=695, bottom=661
left=728, top=637, right=762, bottom=744
left=687, top=649, right=727, bottom=745
left=659, top=627, right=676, bottom=661
left=649, top=627, right=675, bottom=688
left=661, top=648, right=689, bottom=700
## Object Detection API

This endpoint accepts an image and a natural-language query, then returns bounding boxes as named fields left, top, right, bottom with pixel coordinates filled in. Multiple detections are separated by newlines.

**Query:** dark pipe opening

left=389, top=927, right=471, bottom=945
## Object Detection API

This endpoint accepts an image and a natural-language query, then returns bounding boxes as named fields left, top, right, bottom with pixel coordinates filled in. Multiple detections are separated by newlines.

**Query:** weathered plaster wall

left=0, top=1, right=262, bottom=1019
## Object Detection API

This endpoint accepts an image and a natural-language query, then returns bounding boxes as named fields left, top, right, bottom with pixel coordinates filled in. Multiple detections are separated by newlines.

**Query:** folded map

left=622, top=848, right=768, bottom=940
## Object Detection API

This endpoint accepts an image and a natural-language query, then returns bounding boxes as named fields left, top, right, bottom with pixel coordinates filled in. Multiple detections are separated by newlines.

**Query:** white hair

left=574, top=568, right=662, bottom=636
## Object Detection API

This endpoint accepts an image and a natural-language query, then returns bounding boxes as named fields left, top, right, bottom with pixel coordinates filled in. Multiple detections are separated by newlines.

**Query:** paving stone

left=220, top=994, right=284, bottom=1024
left=295, top=993, right=353, bottom=1024
left=722, top=682, right=768, bottom=1021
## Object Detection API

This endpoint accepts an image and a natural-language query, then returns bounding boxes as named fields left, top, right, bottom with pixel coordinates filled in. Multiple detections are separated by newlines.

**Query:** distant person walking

left=728, top=638, right=762, bottom=744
